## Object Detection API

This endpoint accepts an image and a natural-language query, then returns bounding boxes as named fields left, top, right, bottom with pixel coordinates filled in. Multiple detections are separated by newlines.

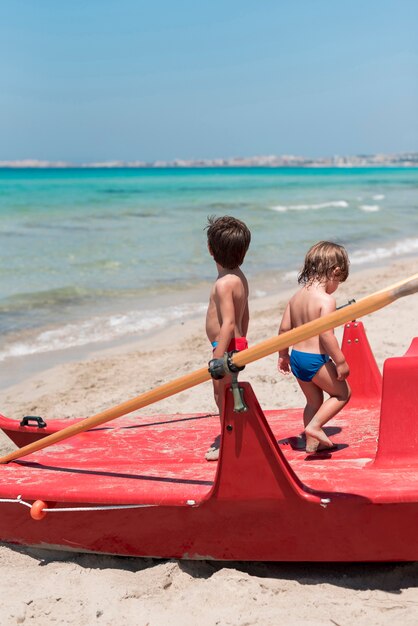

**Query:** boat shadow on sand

left=3, top=543, right=417, bottom=593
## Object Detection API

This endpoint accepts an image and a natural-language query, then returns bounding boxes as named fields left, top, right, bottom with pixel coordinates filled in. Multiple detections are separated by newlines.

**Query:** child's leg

left=206, top=377, right=228, bottom=461
left=212, top=378, right=227, bottom=420
left=296, top=380, right=324, bottom=451
left=304, top=361, right=351, bottom=447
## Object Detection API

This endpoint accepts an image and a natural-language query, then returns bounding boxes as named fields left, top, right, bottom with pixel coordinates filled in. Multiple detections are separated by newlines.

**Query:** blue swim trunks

left=290, top=349, right=330, bottom=382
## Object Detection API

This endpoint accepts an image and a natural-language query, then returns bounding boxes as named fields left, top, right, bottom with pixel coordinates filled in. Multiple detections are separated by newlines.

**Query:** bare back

left=288, top=284, right=336, bottom=353
left=206, top=268, right=249, bottom=344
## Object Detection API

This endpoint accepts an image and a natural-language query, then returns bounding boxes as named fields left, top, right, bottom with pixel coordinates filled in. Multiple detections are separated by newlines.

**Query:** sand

left=0, top=258, right=417, bottom=625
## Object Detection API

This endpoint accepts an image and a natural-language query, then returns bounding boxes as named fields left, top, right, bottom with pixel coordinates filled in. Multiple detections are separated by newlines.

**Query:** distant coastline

left=1, top=152, right=417, bottom=169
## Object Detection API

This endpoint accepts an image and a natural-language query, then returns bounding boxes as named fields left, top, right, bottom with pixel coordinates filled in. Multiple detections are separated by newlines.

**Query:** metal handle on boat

left=230, top=374, right=248, bottom=413
left=19, top=416, right=47, bottom=429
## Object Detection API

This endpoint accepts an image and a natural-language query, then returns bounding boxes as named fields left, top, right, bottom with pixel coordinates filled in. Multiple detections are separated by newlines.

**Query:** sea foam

left=351, top=238, right=418, bottom=265
left=359, top=204, right=380, bottom=212
left=0, top=302, right=207, bottom=362
left=270, top=200, right=349, bottom=212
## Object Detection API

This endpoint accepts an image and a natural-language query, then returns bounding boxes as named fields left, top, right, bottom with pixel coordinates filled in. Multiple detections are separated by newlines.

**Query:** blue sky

left=1, top=0, right=417, bottom=162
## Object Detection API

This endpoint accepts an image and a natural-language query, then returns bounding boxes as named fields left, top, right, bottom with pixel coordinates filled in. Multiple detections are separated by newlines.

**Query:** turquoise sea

left=0, top=167, right=417, bottom=381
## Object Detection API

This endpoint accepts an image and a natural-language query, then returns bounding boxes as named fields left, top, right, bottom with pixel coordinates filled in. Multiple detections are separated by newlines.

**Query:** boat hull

left=1, top=496, right=417, bottom=562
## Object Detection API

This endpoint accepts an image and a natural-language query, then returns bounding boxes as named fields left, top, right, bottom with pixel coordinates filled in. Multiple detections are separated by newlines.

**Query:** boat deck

left=0, top=398, right=416, bottom=506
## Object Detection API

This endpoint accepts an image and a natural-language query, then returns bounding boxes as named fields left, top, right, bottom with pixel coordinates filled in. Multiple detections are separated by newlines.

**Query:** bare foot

left=306, top=442, right=338, bottom=454
left=304, top=424, right=334, bottom=448
left=205, top=445, right=219, bottom=461
left=316, top=442, right=338, bottom=451
left=305, top=433, right=319, bottom=453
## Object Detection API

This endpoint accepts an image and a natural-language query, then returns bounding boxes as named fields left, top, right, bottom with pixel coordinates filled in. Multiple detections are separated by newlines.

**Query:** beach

left=0, top=258, right=417, bottom=625
left=2, top=0, right=417, bottom=618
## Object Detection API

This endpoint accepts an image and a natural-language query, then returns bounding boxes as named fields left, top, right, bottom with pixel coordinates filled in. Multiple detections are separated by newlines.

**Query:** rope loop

left=0, top=496, right=156, bottom=517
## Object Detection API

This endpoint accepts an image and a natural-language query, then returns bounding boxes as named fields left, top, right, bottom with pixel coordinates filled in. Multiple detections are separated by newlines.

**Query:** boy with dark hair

left=205, top=215, right=251, bottom=460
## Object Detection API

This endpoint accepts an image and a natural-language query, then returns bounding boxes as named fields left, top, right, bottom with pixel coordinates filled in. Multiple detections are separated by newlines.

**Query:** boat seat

left=341, top=321, right=382, bottom=402
left=373, top=337, right=418, bottom=467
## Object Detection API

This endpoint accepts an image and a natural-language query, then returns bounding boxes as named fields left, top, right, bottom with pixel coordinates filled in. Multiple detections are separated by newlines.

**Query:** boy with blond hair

left=278, top=241, right=351, bottom=453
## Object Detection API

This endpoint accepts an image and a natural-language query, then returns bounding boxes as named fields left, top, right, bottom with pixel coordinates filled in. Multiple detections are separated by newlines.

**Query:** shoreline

left=1, top=252, right=417, bottom=395
left=0, top=264, right=300, bottom=392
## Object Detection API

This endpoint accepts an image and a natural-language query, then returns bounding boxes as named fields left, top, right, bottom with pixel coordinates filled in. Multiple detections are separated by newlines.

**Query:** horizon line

left=0, top=151, right=417, bottom=169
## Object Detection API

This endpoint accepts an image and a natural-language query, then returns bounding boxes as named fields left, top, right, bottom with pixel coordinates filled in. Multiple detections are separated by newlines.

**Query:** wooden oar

left=1, top=272, right=417, bottom=464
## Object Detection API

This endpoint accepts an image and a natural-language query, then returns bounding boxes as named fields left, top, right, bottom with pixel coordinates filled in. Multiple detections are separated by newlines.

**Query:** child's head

left=298, top=241, right=349, bottom=285
left=206, top=215, right=251, bottom=269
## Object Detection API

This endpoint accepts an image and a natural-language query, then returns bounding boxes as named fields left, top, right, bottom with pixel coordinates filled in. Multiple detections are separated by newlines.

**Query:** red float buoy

left=30, top=500, right=47, bottom=520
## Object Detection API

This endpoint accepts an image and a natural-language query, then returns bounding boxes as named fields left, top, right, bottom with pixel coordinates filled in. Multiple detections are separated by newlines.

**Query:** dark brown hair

left=298, top=241, right=349, bottom=285
left=206, top=215, right=251, bottom=269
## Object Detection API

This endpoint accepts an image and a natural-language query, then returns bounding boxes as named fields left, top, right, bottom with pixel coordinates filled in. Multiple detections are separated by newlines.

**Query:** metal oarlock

left=208, top=350, right=246, bottom=381
left=230, top=373, right=248, bottom=413
left=336, top=298, right=356, bottom=310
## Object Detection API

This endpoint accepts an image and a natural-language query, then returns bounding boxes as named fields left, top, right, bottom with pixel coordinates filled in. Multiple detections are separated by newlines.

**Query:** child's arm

left=277, top=303, right=291, bottom=374
left=212, top=281, right=235, bottom=359
left=319, top=298, right=350, bottom=381
left=242, top=300, right=249, bottom=337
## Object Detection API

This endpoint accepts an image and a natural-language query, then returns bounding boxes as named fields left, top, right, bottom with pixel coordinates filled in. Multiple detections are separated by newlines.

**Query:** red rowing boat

left=0, top=320, right=417, bottom=561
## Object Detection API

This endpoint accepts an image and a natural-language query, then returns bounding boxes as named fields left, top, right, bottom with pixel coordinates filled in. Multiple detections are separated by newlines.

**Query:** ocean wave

left=0, top=302, right=207, bottom=362
left=207, top=201, right=252, bottom=210
left=351, top=238, right=418, bottom=265
left=120, top=211, right=155, bottom=218
left=0, top=286, right=93, bottom=313
left=270, top=200, right=349, bottom=212
left=372, top=194, right=385, bottom=200
left=102, top=188, right=144, bottom=194
left=282, top=271, right=298, bottom=282
left=359, top=204, right=380, bottom=212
